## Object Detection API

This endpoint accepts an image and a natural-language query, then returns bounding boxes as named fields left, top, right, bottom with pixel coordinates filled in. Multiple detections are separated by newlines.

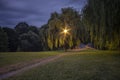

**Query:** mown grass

left=0, top=51, right=60, bottom=67
left=4, top=50, right=120, bottom=80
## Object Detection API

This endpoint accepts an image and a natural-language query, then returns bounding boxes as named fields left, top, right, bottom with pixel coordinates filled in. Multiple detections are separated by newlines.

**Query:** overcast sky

left=0, top=0, right=86, bottom=28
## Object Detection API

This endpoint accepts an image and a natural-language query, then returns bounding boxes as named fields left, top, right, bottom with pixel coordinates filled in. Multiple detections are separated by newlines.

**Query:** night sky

left=0, top=0, right=86, bottom=28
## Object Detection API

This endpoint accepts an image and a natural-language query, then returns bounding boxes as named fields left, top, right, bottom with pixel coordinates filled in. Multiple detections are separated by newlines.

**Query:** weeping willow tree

left=82, top=0, right=120, bottom=50
left=39, top=24, right=49, bottom=50
left=40, top=7, right=84, bottom=50
left=40, top=2, right=120, bottom=50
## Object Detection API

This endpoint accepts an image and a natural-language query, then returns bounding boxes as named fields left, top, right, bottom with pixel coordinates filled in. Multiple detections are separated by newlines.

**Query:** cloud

left=0, top=0, right=86, bottom=28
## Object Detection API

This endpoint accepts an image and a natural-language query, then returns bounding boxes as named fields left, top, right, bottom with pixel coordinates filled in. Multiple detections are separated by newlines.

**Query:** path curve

left=0, top=54, right=65, bottom=80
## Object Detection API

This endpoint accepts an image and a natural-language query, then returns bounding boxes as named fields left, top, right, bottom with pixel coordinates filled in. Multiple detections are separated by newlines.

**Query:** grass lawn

left=0, top=51, right=60, bottom=67
left=3, top=50, right=120, bottom=80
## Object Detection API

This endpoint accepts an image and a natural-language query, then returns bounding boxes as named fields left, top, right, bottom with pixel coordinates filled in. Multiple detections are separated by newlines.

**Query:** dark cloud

left=0, top=0, right=86, bottom=28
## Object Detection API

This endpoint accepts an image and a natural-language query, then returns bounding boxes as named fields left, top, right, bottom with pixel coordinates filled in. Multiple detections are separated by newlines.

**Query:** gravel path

left=0, top=54, right=65, bottom=80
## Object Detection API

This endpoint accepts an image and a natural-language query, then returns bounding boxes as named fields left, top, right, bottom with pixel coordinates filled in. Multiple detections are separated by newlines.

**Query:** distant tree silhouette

left=0, top=27, right=8, bottom=52
left=29, top=26, right=39, bottom=35
left=15, top=22, right=29, bottom=34
left=19, top=31, right=42, bottom=51
left=3, top=27, right=19, bottom=51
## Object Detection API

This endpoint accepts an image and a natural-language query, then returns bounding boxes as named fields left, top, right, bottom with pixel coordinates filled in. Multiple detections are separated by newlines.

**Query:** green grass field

left=3, top=50, right=120, bottom=80
left=0, top=51, right=60, bottom=67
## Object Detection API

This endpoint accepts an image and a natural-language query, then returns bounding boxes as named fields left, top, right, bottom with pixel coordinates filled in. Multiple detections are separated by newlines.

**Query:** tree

left=19, top=31, right=42, bottom=51
left=40, top=7, right=83, bottom=50
left=0, top=27, right=8, bottom=52
left=29, top=26, right=39, bottom=35
left=47, top=12, right=62, bottom=50
left=15, top=22, right=29, bottom=35
left=82, top=0, right=120, bottom=50
left=3, top=27, right=19, bottom=51
left=39, top=24, right=49, bottom=50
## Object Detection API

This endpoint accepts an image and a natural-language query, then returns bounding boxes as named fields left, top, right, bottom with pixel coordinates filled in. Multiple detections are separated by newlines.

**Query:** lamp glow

left=64, top=29, right=68, bottom=34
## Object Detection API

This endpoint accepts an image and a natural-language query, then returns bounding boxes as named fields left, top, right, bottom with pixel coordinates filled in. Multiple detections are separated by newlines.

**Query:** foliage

left=40, top=8, right=83, bottom=50
left=0, top=27, right=8, bottom=52
left=19, top=31, right=42, bottom=51
left=28, top=26, right=39, bottom=34
left=3, top=27, right=19, bottom=51
left=82, top=0, right=120, bottom=50
left=39, top=24, right=49, bottom=50
left=14, top=22, right=43, bottom=51
left=0, top=1, right=120, bottom=51
left=15, top=22, right=29, bottom=35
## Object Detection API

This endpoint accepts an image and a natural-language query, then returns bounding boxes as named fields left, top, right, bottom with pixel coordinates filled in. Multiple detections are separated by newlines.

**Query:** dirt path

left=0, top=54, right=66, bottom=80
left=0, top=48, right=91, bottom=80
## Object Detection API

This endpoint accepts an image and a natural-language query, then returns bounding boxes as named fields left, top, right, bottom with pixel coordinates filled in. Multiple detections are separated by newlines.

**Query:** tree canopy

left=0, top=0, right=120, bottom=52
left=82, top=0, right=120, bottom=50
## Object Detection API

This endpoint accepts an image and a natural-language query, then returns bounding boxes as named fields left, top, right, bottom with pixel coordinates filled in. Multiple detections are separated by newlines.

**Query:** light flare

left=63, top=27, right=70, bottom=34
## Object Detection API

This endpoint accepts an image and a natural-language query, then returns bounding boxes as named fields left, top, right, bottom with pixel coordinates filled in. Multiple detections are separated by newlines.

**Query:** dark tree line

left=0, top=22, right=43, bottom=52
left=0, top=0, right=120, bottom=52
left=0, top=27, right=8, bottom=51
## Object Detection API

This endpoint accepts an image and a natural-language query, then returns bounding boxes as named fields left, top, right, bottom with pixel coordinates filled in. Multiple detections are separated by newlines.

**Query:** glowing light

left=63, top=29, right=68, bottom=34
left=60, top=27, right=70, bottom=36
